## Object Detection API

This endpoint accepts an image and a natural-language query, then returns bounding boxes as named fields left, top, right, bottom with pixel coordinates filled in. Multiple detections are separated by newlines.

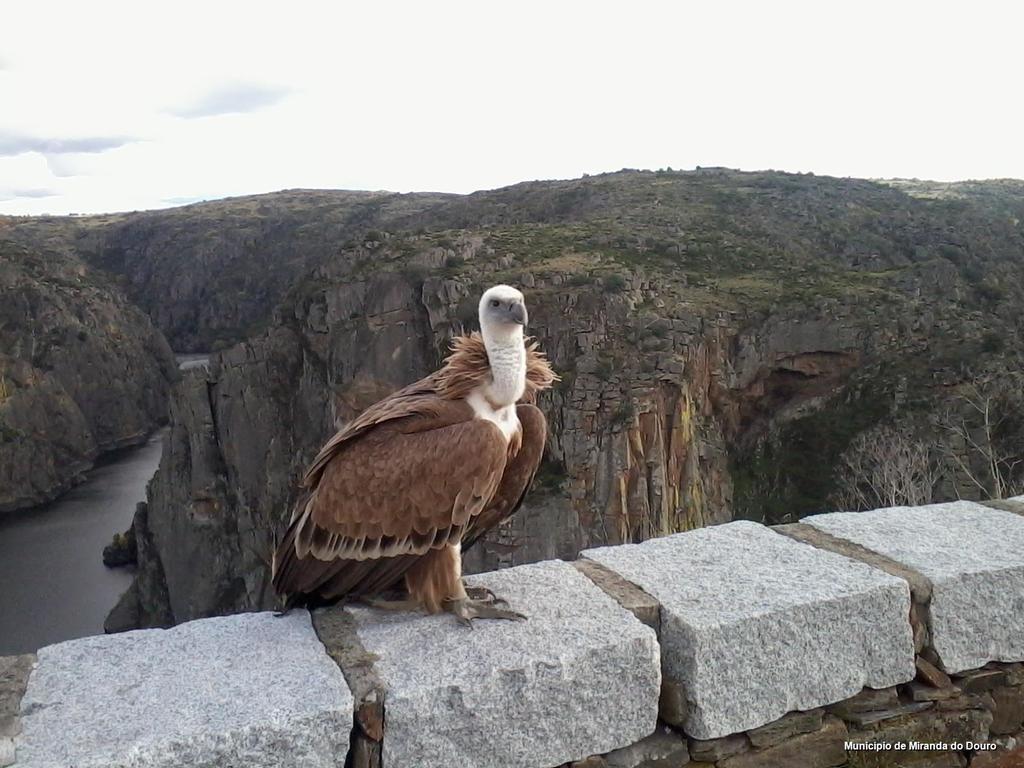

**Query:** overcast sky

left=1, top=1, right=1021, bottom=215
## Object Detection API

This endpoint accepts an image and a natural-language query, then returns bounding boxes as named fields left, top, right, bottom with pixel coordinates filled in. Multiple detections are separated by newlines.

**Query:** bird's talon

left=445, top=597, right=527, bottom=624
left=463, top=585, right=499, bottom=603
left=463, top=586, right=511, bottom=607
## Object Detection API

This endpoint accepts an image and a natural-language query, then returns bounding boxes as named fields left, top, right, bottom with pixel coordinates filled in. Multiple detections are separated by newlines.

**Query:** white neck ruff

left=482, top=332, right=526, bottom=407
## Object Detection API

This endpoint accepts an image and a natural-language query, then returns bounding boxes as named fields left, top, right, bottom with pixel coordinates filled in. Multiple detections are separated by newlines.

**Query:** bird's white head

left=478, top=284, right=527, bottom=346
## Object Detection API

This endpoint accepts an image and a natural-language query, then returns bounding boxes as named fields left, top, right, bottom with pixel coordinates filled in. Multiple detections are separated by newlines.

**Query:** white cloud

left=169, top=83, right=294, bottom=119
left=0, top=0, right=1022, bottom=215
left=0, top=133, right=135, bottom=156
left=0, top=188, right=56, bottom=203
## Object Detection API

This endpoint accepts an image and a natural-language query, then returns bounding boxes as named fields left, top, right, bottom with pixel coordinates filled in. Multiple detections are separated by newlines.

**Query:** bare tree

left=834, top=424, right=942, bottom=511
left=934, top=376, right=1024, bottom=500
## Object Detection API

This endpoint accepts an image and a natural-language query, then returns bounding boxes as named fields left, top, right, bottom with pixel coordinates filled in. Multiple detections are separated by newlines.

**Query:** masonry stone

left=14, top=611, right=352, bottom=768
left=345, top=560, right=661, bottom=768
left=583, top=521, right=915, bottom=739
left=805, top=501, right=1024, bottom=673
left=1, top=653, right=34, bottom=768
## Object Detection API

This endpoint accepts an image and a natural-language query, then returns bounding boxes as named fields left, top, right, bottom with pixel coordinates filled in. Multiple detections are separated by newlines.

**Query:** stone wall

left=3, top=499, right=1023, bottom=768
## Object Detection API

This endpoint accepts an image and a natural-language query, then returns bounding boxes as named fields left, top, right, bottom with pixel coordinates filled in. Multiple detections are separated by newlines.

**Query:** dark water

left=0, top=429, right=167, bottom=655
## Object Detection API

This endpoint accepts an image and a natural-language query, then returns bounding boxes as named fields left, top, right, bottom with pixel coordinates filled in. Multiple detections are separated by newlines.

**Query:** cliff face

left=0, top=240, right=176, bottom=512
left=8, top=170, right=1019, bottom=628
left=4, top=190, right=453, bottom=352
left=8, top=173, right=1022, bottom=360
left=109, top=239, right=916, bottom=629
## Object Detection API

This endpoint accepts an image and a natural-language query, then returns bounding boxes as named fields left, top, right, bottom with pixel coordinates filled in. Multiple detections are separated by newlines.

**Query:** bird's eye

left=490, top=299, right=500, bottom=307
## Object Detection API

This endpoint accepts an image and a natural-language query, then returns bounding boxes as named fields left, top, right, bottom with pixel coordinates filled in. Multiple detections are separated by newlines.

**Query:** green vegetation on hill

left=4, top=170, right=1023, bottom=350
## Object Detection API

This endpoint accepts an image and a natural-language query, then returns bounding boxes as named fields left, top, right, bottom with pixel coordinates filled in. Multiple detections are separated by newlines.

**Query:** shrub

left=603, top=274, right=628, bottom=293
left=975, top=282, right=1006, bottom=304
left=611, top=401, right=635, bottom=427
left=980, top=331, right=1005, bottom=353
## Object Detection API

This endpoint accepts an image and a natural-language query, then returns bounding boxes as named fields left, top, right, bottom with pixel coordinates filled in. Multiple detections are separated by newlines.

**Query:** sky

left=1, top=1, right=1021, bottom=215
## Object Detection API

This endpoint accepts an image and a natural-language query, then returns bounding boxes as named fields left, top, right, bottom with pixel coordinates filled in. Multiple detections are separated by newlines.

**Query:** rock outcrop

left=0, top=240, right=176, bottom=512
left=4, top=190, right=454, bottom=351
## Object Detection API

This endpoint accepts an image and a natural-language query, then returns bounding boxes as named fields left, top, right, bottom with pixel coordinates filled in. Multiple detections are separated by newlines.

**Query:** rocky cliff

left=0, top=240, right=176, bottom=512
left=103, top=172, right=1023, bottom=628
left=8, top=169, right=1022, bottom=628
left=3, top=190, right=453, bottom=352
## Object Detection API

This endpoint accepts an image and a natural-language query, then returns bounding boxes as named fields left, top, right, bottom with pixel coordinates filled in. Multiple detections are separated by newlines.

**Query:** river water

left=0, top=430, right=167, bottom=655
left=0, top=355, right=212, bottom=654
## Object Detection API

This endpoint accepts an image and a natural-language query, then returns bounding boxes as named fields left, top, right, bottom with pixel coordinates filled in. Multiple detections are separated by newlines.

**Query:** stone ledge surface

left=583, top=520, right=915, bottom=740
left=804, top=501, right=1024, bottom=673
left=344, top=559, right=661, bottom=768
left=13, top=611, right=352, bottom=768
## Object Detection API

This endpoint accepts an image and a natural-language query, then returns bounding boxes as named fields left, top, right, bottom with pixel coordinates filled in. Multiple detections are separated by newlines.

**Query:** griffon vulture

left=272, top=285, right=556, bottom=623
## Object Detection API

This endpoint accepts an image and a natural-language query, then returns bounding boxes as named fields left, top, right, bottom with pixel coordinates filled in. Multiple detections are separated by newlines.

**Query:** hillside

left=6, top=170, right=1023, bottom=353
left=0, top=240, right=177, bottom=512
left=6, top=169, right=1024, bottom=626
left=2, top=190, right=453, bottom=351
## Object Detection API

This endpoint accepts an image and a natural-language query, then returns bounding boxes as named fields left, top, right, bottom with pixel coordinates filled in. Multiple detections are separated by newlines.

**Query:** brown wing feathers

left=304, top=416, right=507, bottom=560
left=271, top=332, right=557, bottom=606
left=273, top=411, right=507, bottom=600
left=462, top=404, right=548, bottom=553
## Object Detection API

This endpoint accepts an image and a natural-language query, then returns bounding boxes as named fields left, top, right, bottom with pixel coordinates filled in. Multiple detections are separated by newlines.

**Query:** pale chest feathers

left=467, top=389, right=521, bottom=442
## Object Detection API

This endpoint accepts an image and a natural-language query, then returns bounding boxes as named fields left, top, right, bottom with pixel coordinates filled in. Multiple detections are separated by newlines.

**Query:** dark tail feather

left=273, top=514, right=419, bottom=605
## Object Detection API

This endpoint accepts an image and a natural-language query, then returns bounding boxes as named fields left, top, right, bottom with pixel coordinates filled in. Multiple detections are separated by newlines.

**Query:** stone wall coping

left=582, top=520, right=916, bottom=739
left=3, top=501, right=1023, bottom=766
left=804, top=501, right=1024, bottom=673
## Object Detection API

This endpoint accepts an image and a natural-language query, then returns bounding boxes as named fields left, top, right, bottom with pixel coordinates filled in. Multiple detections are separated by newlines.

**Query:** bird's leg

left=274, top=595, right=300, bottom=617
left=462, top=584, right=508, bottom=606
left=443, top=596, right=527, bottom=627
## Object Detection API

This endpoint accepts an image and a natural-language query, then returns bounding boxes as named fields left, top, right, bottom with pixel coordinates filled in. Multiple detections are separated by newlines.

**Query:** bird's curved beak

left=509, top=302, right=527, bottom=326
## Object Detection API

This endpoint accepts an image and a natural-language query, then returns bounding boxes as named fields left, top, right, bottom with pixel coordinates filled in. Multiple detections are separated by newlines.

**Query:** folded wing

left=272, top=397, right=508, bottom=602
left=462, top=404, right=548, bottom=552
